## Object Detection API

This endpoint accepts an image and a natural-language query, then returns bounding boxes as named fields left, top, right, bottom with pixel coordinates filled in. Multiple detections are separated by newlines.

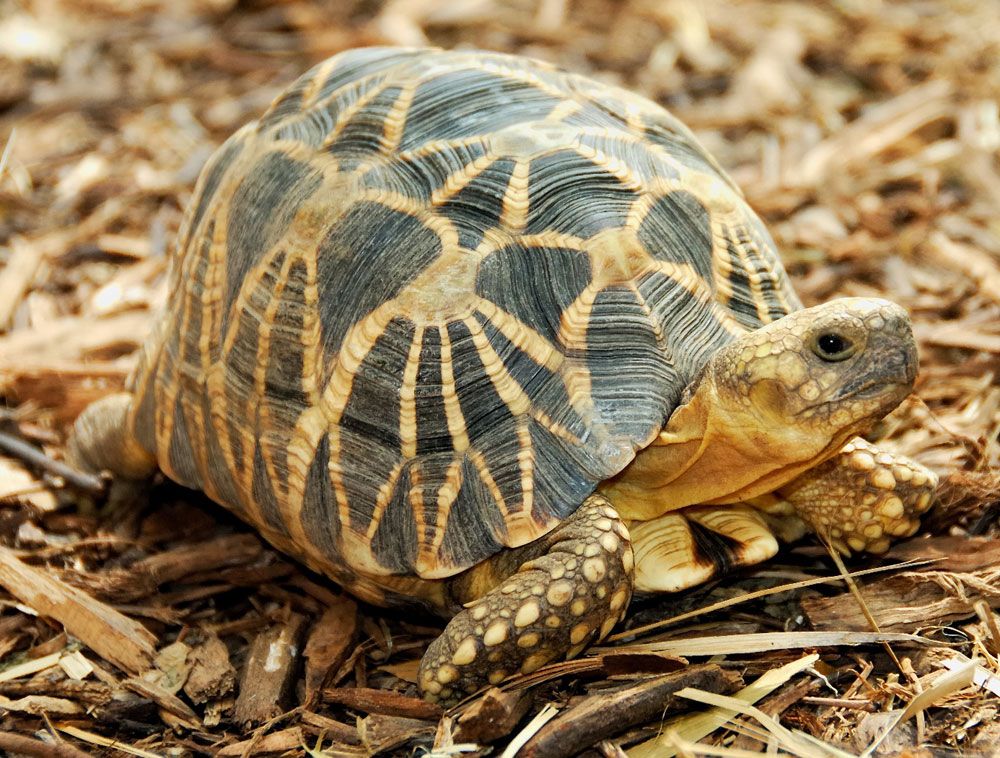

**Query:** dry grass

left=0, top=0, right=998, bottom=755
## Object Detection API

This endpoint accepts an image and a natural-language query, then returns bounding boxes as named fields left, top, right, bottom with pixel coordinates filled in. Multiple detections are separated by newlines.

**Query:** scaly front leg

left=757, top=437, right=936, bottom=555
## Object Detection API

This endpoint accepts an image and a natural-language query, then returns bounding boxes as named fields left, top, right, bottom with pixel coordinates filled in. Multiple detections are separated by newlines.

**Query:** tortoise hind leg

left=66, top=393, right=157, bottom=480
left=629, top=505, right=779, bottom=593
left=419, top=494, right=634, bottom=704
left=766, top=437, right=936, bottom=555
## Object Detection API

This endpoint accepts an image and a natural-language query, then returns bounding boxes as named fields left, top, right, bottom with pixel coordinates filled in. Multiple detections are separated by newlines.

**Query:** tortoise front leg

left=66, top=393, right=157, bottom=480
left=762, top=437, right=937, bottom=554
left=419, top=494, right=634, bottom=704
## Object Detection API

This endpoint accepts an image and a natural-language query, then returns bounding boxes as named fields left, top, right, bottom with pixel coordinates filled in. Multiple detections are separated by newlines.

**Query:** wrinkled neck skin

left=599, top=372, right=860, bottom=522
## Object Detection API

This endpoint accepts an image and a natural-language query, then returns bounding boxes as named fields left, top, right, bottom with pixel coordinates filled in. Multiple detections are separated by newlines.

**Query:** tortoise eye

left=811, top=332, right=856, bottom=362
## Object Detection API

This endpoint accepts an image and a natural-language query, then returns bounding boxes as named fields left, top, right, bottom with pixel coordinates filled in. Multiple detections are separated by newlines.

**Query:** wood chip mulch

left=0, top=1, right=998, bottom=755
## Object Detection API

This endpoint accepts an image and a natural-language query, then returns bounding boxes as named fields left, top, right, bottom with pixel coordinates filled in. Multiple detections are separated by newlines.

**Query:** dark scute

left=400, top=68, right=560, bottom=151
left=251, top=441, right=291, bottom=537
left=475, top=245, right=591, bottom=346
left=527, top=421, right=598, bottom=526
left=264, top=259, right=311, bottom=408
left=640, top=120, right=720, bottom=174
left=526, top=149, right=634, bottom=237
left=224, top=153, right=322, bottom=330
left=301, top=433, right=340, bottom=562
left=562, top=104, right=631, bottom=131
left=576, top=132, right=663, bottom=182
left=312, top=48, right=423, bottom=107
left=338, top=318, right=414, bottom=533
left=257, top=77, right=308, bottom=134
left=439, top=158, right=514, bottom=250
left=361, top=140, right=490, bottom=202
left=634, top=271, right=733, bottom=386
left=130, top=362, right=158, bottom=454
left=201, top=407, right=243, bottom=515
left=316, top=202, right=440, bottom=360
left=440, top=456, right=505, bottom=569
left=339, top=317, right=413, bottom=451
left=370, top=463, right=419, bottom=573
left=167, top=402, right=202, bottom=492
left=446, top=319, right=527, bottom=519
left=724, top=238, right=759, bottom=326
left=447, top=320, right=515, bottom=444
left=476, top=313, right=588, bottom=441
left=328, top=86, right=404, bottom=159
left=176, top=242, right=208, bottom=374
left=586, top=286, right=675, bottom=438
left=723, top=217, right=800, bottom=326
left=415, top=328, right=452, bottom=456
left=223, top=304, right=264, bottom=471
left=190, top=139, right=244, bottom=242
left=637, top=190, right=714, bottom=282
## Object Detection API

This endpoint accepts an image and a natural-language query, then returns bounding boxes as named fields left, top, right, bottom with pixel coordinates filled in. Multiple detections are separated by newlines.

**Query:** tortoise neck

left=598, top=370, right=840, bottom=521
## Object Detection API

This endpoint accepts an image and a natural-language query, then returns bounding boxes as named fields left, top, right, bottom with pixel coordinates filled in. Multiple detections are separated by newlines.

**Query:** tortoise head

left=604, top=298, right=917, bottom=520
left=711, top=297, right=916, bottom=443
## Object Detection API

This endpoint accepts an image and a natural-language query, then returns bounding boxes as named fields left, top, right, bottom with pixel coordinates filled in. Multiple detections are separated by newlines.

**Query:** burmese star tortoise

left=69, top=47, right=937, bottom=703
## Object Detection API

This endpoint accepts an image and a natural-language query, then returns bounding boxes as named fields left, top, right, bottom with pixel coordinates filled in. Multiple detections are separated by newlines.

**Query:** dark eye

left=812, top=332, right=856, bottom=361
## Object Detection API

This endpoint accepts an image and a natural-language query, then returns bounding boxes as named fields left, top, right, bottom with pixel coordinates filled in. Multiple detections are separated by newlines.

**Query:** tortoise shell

left=126, top=47, right=802, bottom=584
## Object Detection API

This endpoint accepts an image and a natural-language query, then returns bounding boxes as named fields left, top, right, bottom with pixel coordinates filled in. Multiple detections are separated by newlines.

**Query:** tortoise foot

left=418, top=494, right=633, bottom=704
left=778, top=438, right=937, bottom=554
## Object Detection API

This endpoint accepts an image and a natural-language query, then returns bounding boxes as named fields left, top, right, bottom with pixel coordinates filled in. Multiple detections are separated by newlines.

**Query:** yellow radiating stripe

left=544, top=99, right=582, bottom=123
left=298, top=251, right=323, bottom=408
left=398, top=328, right=424, bottom=459
left=514, top=416, right=535, bottom=526
left=462, top=316, right=580, bottom=444
left=299, top=56, right=341, bottom=108
left=571, top=142, right=644, bottom=189
left=626, top=280, right=669, bottom=354
left=153, top=224, right=206, bottom=472
left=429, top=154, right=496, bottom=207
left=366, top=461, right=404, bottom=541
left=500, top=158, right=531, bottom=232
left=475, top=59, right=571, bottom=102
left=719, top=220, right=773, bottom=325
left=208, top=243, right=289, bottom=502
left=319, top=79, right=395, bottom=151
left=473, top=297, right=563, bottom=373
left=426, top=456, right=463, bottom=567
left=191, top=219, right=228, bottom=503
left=379, top=83, right=415, bottom=155
left=438, top=325, right=471, bottom=454
left=250, top=250, right=299, bottom=519
left=321, top=304, right=398, bottom=528
left=556, top=280, right=599, bottom=417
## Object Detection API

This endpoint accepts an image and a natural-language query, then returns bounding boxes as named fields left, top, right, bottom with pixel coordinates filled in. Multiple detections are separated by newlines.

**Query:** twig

left=607, top=559, right=933, bottom=642
left=0, top=428, right=106, bottom=495
left=0, top=732, right=91, bottom=758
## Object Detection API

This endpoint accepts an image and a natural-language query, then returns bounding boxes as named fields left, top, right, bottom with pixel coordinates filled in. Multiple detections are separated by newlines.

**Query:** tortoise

left=68, top=47, right=937, bottom=703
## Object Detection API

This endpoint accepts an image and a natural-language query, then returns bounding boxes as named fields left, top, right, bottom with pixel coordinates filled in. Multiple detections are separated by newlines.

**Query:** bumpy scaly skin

left=418, top=495, right=633, bottom=704
left=766, top=438, right=937, bottom=555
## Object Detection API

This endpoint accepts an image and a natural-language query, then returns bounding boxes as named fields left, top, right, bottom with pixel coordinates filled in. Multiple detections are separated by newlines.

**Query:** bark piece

left=217, top=727, right=306, bottom=756
left=184, top=633, right=236, bottom=704
left=0, top=546, right=156, bottom=675
left=359, top=714, right=436, bottom=755
left=303, top=595, right=358, bottom=702
left=519, top=664, right=742, bottom=758
left=234, top=613, right=308, bottom=725
left=454, top=687, right=532, bottom=745
left=322, top=686, right=442, bottom=720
